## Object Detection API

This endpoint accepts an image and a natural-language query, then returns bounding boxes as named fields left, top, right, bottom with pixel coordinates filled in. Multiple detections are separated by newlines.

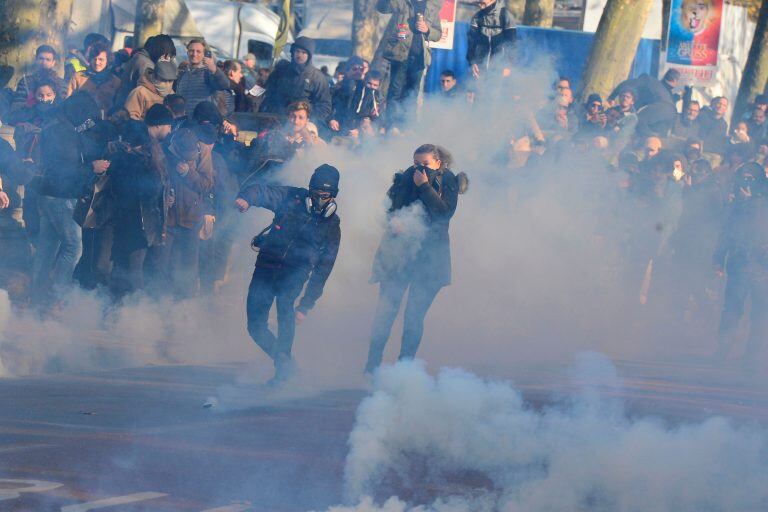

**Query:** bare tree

left=134, top=0, right=166, bottom=50
left=0, top=0, right=74, bottom=85
left=523, top=0, right=554, bottom=27
left=734, top=0, right=768, bottom=123
left=507, top=0, right=526, bottom=22
left=353, top=0, right=380, bottom=61
left=578, top=0, right=654, bottom=101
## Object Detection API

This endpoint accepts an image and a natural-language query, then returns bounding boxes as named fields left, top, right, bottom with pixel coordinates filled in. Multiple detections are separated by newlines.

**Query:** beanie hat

left=292, top=36, right=316, bottom=59
left=193, top=100, right=223, bottom=127
left=169, top=127, right=199, bottom=161
left=154, top=60, right=178, bottom=81
left=145, top=104, right=174, bottom=126
left=309, top=164, right=340, bottom=195
left=586, top=93, right=603, bottom=106
left=347, top=55, right=365, bottom=69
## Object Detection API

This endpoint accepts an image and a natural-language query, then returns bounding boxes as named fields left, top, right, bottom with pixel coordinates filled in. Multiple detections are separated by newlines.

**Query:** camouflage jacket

left=376, top=0, right=443, bottom=66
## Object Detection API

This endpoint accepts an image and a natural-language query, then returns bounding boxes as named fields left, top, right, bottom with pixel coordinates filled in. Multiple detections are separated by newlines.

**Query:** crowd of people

left=0, top=0, right=766, bottom=378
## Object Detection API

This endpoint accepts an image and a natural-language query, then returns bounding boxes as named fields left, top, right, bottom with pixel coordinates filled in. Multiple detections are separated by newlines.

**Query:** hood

left=292, top=36, right=316, bottom=60
left=138, top=70, right=160, bottom=95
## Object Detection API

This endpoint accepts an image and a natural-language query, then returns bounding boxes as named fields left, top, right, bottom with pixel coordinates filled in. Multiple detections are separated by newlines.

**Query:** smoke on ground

left=323, top=358, right=768, bottom=512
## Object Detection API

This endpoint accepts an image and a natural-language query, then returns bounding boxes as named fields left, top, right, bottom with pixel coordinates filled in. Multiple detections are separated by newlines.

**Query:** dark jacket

left=238, top=184, right=341, bottom=313
left=467, top=0, right=517, bottom=69
left=12, top=70, right=67, bottom=110
left=714, top=193, right=768, bottom=275
left=38, top=114, right=114, bottom=199
left=372, top=166, right=459, bottom=287
left=376, top=0, right=443, bottom=66
left=610, top=74, right=675, bottom=110
left=259, top=59, right=332, bottom=122
left=332, top=79, right=382, bottom=131
left=0, top=137, right=35, bottom=209
left=698, top=108, right=728, bottom=155
left=110, top=140, right=168, bottom=252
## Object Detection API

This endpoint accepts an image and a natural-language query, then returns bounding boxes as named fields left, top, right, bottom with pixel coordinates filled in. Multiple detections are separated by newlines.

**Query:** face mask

left=153, top=80, right=173, bottom=98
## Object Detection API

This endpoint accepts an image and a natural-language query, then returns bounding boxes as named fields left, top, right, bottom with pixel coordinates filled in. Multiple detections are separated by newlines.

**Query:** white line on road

left=60, top=492, right=168, bottom=511
left=0, top=443, right=52, bottom=453
left=201, top=506, right=252, bottom=512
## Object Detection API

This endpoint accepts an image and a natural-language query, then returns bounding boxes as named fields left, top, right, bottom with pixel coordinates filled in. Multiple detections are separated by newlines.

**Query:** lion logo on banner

left=680, top=0, right=712, bottom=35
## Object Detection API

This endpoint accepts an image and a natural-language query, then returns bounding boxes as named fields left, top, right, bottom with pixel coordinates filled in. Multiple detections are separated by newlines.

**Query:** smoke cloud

left=328, top=358, right=768, bottom=512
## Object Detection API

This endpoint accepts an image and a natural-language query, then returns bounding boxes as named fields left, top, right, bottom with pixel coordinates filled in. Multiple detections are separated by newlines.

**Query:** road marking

left=0, top=443, right=52, bottom=453
left=0, top=479, right=63, bottom=501
left=60, top=492, right=168, bottom=511
left=201, top=506, right=252, bottom=512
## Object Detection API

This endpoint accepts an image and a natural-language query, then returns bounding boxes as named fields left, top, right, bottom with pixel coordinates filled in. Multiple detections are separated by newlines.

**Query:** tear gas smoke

left=325, top=358, right=768, bottom=512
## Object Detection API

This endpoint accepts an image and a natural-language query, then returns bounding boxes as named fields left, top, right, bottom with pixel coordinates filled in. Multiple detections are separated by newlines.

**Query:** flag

left=274, top=0, right=292, bottom=60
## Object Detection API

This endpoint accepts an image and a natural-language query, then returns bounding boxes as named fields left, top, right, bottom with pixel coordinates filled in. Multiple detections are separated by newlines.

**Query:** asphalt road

left=0, top=362, right=766, bottom=511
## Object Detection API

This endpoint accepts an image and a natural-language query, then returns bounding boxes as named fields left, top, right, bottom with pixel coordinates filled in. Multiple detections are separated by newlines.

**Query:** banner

left=429, top=0, right=458, bottom=50
left=273, top=0, right=291, bottom=59
left=664, top=0, right=724, bottom=84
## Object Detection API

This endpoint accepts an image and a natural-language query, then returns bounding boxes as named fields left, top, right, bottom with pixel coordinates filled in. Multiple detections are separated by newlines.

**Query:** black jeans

left=365, top=277, right=443, bottom=373
left=246, top=266, right=307, bottom=366
left=386, top=57, right=425, bottom=128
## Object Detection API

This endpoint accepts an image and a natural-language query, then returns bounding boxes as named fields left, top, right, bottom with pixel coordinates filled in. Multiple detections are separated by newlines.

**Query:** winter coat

left=672, top=114, right=701, bottom=140
left=376, top=0, right=443, bottom=67
left=714, top=194, right=768, bottom=275
left=259, top=60, right=332, bottom=121
left=331, top=79, right=382, bottom=131
left=609, top=74, right=675, bottom=110
left=66, top=71, right=122, bottom=113
left=237, top=183, right=341, bottom=313
left=116, top=49, right=154, bottom=107
left=110, top=141, right=167, bottom=252
left=174, top=65, right=230, bottom=117
left=698, top=109, right=728, bottom=155
left=371, top=166, right=459, bottom=287
left=12, top=70, right=67, bottom=110
left=0, top=137, right=35, bottom=209
left=124, top=71, right=164, bottom=120
left=467, top=0, right=517, bottom=69
left=38, top=114, right=115, bottom=199
left=164, top=141, right=215, bottom=229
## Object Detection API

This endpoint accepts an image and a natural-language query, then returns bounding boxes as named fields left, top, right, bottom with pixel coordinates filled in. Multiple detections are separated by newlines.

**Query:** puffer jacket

left=376, top=0, right=442, bottom=66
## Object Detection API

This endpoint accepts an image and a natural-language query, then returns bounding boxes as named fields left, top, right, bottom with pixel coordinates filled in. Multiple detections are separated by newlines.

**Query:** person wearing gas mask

left=713, top=161, right=768, bottom=373
left=235, top=164, right=341, bottom=384
left=124, top=61, right=178, bottom=121
left=365, top=144, right=465, bottom=373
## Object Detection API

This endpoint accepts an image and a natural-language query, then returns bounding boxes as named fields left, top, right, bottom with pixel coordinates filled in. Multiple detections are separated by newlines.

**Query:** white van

left=110, top=0, right=289, bottom=67
left=297, top=0, right=353, bottom=74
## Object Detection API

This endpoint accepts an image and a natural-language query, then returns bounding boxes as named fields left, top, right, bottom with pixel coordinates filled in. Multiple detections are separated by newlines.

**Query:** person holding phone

left=365, top=144, right=465, bottom=373
left=175, top=39, right=229, bottom=117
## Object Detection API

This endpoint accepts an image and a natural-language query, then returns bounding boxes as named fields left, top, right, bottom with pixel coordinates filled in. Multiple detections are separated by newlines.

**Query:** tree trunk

left=577, top=0, right=654, bottom=102
left=522, top=0, right=554, bottom=27
left=0, top=0, right=74, bottom=87
left=734, top=0, right=768, bottom=124
left=507, top=0, right=526, bottom=22
left=134, top=0, right=166, bottom=51
left=353, top=0, right=380, bottom=61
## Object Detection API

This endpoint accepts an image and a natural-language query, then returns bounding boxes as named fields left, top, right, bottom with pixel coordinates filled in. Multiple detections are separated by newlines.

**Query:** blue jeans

left=32, top=196, right=82, bottom=302
left=365, top=278, right=442, bottom=373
